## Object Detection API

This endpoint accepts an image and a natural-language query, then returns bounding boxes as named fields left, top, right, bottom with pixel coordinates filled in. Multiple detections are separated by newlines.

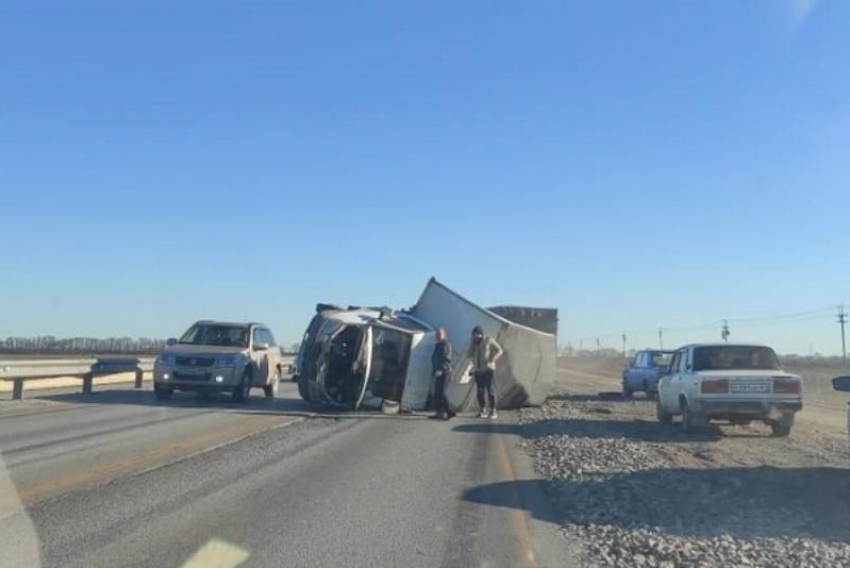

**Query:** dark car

left=622, top=349, right=674, bottom=398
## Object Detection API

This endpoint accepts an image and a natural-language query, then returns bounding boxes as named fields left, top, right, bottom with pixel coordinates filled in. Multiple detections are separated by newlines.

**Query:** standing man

left=431, top=327, right=453, bottom=420
left=465, top=326, right=504, bottom=419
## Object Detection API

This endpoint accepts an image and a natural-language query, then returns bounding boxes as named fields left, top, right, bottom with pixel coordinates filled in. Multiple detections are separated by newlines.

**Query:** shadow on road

left=462, top=466, right=850, bottom=541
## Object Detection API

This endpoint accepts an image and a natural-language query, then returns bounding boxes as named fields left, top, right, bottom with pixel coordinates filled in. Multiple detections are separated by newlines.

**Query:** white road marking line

left=182, top=538, right=250, bottom=568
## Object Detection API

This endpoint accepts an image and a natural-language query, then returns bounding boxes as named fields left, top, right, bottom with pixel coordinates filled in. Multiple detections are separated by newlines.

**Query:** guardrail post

left=135, top=369, right=143, bottom=389
left=12, top=378, right=24, bottom=400
left=82, top=372, right=93, bottom=395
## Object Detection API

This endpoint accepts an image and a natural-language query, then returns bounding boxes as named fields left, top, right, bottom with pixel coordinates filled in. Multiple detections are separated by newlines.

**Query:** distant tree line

left=0, top=336, right=166, bottom=355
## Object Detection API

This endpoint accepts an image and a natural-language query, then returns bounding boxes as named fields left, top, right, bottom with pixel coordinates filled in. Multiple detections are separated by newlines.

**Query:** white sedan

left=656, top=343, right=802, bottom=436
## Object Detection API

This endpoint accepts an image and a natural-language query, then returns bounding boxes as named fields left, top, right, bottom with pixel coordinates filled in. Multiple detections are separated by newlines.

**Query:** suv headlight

left=157, top=354, right=176, bottom=366
left=214, top=356, right=238, bottom=367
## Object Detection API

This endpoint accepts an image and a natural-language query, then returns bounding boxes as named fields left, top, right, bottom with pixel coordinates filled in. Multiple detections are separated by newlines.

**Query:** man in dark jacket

left=431, top=327, right=453, bottom=420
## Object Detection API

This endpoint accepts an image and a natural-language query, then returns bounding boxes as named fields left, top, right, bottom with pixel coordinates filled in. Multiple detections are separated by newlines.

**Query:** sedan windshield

left=693, top=346, right=781, bottom=371
left=650, top=351, right=673, bottom=367
left=179, top=324, right=249, bottom=347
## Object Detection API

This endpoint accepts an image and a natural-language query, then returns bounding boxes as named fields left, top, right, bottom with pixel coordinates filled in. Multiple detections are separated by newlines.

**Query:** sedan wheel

left=769, top=414, right=794, bottom=437
left=681, top=400, right=704, bottom=433
left=656, top=398, right=672, bottom=424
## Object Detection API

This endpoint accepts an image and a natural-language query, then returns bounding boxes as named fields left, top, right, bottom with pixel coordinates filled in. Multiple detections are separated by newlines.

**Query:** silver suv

left=153, top=320, right=283, bottom=402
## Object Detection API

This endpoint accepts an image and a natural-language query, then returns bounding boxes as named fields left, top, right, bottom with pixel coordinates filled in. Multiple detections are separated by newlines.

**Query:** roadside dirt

left=520, top=358, right=850, bottom=567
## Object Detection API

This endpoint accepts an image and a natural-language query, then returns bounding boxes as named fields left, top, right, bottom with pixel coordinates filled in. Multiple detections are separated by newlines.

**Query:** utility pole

left=839, top=305, right=847, bottom=363
left=596, top=337, right=601, bottom=356
left=658, top=327, right=664, bottom=349
left=622, top=333, right=627, bottom=358
left=579, top=339, right=583, bottom=353
left=721, top=320, right=730, bottom=343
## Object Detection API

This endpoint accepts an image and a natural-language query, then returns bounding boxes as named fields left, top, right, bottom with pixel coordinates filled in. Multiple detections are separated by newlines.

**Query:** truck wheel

left=623, top=386, right=633, bottom=399
left=232, top=369, right=252, bottom=403
left=263, top=371, right=280, bottom=398
left=681, top=398, right=704, bottom=434
left=770, top=414, right=794, bottom=437
left=154, top=383, right=173, bottom=401
left=643, top=381, right=656, bottom=400
left=656, top=398, right=673, bottom=424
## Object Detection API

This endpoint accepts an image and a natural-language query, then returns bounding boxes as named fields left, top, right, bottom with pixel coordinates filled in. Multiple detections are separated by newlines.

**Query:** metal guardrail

left=0, top=357, right=156, bottom=400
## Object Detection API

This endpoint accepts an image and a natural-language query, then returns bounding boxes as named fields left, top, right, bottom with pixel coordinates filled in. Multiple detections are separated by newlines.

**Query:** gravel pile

left=575, top=526, right=850, bottom=568
left=519, top=398, right=850, bottom=567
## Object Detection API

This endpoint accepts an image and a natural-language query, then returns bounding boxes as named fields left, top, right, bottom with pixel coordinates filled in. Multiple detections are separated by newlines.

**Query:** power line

left=568, top=303, right=846, bottom=351
left=728, top=306, right=835, bottom=325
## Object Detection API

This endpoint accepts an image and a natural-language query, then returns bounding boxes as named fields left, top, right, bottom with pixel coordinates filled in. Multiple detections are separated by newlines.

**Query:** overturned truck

left=295, top=278, right=556, bottom=412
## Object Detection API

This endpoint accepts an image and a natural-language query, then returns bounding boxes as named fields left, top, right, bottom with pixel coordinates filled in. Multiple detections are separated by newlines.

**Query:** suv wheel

left=656, top=397, right=672, bottom=424
left=264, top=371, right=280, bottom=398
left=232, top=369, right=252, bottom=403
left=154, top=383, right=173, bottom=401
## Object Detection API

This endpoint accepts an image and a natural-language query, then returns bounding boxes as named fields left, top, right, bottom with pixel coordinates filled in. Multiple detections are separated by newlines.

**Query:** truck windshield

left=692, top=346, right=781, bottom=371
left=179, top=324, right=249, bottom=347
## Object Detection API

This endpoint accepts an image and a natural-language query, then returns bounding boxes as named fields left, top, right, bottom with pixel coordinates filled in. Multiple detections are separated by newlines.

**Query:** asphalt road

left=0, top=382, right=567, bottom=567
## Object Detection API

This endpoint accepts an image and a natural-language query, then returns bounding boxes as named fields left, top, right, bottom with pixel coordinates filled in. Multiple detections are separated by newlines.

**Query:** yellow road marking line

left=492, top=431, right=538, bottom=568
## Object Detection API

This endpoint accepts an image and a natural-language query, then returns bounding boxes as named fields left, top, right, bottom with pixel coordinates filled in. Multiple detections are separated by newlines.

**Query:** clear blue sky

left=1, top=0, right=848, bottom=354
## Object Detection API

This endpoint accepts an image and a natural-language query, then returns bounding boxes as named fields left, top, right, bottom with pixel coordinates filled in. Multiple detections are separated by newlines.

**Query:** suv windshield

left=179, top=324, right=249, bottom=347
left=693, top=346, right=781, bottom=371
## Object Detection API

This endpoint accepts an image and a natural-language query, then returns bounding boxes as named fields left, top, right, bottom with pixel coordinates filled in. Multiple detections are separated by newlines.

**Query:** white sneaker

left=478, top=410, right=488, bottom=418
left=489, top=410, right=499, bottom=420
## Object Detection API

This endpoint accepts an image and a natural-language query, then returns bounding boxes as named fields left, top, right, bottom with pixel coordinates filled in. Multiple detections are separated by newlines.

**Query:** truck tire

left=623, top=385, right=633, bottom=399
left=770, top=414, right=794, bottom=437
left=656, top=398, right=673, bottom=424
left=233, top=368, right=252, bottom=403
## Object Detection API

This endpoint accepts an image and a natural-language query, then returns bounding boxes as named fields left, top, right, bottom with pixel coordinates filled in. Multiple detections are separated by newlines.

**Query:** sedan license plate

left=730, top=383, right=769, bottom=394
left=179, top=368, right=205, bottom=376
